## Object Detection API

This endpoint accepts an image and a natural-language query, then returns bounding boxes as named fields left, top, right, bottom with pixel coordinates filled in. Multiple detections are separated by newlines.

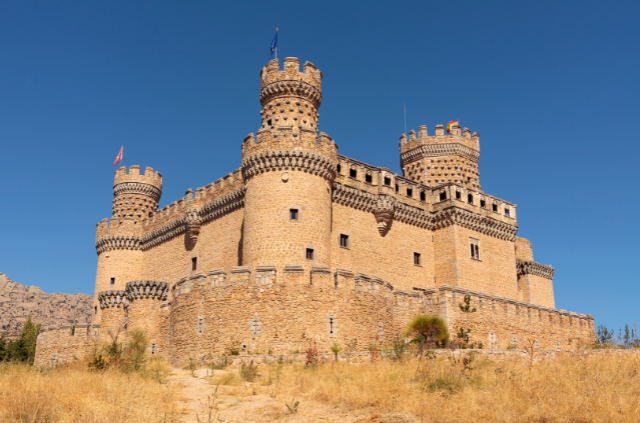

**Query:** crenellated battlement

left=114, top=165, right=162, bottom=190
left=260, top=57, right=322, bottom=94
left=399, top=124, right=480, bottom=155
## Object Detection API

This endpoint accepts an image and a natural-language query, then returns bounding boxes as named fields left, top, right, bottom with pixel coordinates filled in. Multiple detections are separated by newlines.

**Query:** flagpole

left=275, top=27, right=278, bottom=59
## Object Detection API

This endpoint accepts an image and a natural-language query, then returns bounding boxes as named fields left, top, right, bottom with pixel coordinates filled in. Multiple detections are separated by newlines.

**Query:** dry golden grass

left=0, top=361, right=181, bottom=423
left=268, top=351, right=640, bottom=422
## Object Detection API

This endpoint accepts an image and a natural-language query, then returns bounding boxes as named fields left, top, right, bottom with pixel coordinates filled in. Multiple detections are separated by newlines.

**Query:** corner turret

left=399, top=123, right=481, bottom=189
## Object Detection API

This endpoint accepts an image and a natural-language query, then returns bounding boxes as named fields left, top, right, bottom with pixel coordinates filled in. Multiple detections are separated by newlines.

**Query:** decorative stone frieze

left=260, top=80, right=322, bottom=109
left=141, top=217, right=187, bottom=251
left=430, top=207, right=518, bottom=241
left=242, top=150, right=336, bottom=182
left=199, top=188, right=245, bottom=224
left=400, top=143, right=480, bottom=167
left=125, top=280, right=169, bottom=301
left=516, top=261, right=555, bottom=280
left=332, top=184, right=376, bottom=212
left=113, top=182, right=162, bottom=202
left=95, top=235, right=142, bottom=254
left=98, top=290, right=128, bottom=309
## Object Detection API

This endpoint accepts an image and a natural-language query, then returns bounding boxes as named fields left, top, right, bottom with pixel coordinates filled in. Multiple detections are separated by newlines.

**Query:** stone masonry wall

left=35, top=324, right=97, bottom=367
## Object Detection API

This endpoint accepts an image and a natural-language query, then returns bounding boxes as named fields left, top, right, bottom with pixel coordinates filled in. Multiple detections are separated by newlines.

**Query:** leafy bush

left=404, top=314, right=449, bottom=352
left=1, top=317, right=41, bottom=364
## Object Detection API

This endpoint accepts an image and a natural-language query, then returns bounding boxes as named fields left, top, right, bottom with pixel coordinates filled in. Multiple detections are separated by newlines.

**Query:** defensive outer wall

left=35, top=57, right=594, bottom=366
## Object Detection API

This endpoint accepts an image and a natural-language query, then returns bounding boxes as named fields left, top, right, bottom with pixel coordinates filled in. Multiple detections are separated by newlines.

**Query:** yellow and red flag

left=114, top=146, right=123, bottom=167
left=446, top=120, right=459, bottom=134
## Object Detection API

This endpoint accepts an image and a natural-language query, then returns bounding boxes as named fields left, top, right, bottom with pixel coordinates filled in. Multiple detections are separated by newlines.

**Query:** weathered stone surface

left=0, top=273, right=92, bottom=339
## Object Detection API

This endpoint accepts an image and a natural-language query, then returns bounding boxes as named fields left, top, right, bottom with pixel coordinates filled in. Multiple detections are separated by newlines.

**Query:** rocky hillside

left=0, top=272, right=92, bottom=339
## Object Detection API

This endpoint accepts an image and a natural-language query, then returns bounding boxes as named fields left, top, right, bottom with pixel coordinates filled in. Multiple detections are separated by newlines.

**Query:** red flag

left=446, top=120, right=459, bottom=134
left=114, top=146, right=123, bottom=167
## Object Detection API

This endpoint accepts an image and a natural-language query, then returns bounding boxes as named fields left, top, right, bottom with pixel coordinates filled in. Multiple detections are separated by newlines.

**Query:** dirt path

left=168, top=367, right=415, bottom=423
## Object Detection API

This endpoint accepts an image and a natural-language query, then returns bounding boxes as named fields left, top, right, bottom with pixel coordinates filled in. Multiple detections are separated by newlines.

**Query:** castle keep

left=35, top=57, right=594, bottom=366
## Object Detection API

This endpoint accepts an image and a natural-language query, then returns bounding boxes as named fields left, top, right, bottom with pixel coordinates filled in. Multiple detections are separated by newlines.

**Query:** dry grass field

left=2, top=351, right=640, bottom=422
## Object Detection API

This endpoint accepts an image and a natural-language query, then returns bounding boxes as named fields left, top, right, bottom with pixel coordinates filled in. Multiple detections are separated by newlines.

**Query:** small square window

left=492, top=203, right=498, bottom=212
left=340, top=234, right=349, bottom=248
left=306, top=248, right=315, bottom=260
left=480, top=199, right=486, bottom=208
left=384, top=177, right=391, bottom=186
left=191, top=257, right=198, bottom=271
left=407, top=188, right=413, bottom=197
left=505, top=208, right=510, bottom=217
left=467, top=194, right=473, bottom=204
left=350, top=168, right=357, bottom=178
left=365, top=174, right=372, bottom=183
left=420, top=191, right=426, bottom=201
left=413, top=252, right=422, bottom=266
left=439, top=191, right=447, bottom=201
left=456, top=191, right=461, bottom=200
left=290, top=208, right=299, bottom=220
left=336, top=164, right=341, bottom=173
left=110, top=277, right=115, bottom=285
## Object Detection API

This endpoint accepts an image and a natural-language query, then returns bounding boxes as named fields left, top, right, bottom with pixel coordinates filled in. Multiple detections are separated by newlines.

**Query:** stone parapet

left=98, top=290, right=128, bottom=309
left=126, top=280, right=169, bottom=301
left=242, top=149, right=337, bottom=181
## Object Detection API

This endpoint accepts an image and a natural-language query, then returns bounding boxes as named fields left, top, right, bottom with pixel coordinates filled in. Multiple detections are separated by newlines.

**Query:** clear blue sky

left=1, top=0, right=638, bottom=332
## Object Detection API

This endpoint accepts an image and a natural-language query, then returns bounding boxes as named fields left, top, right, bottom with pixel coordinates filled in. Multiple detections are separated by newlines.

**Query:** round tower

left=92, top=165, right=163, bottom=326
left=112, top=165, right=163, bottom=218
left=241, top=58, right=338, bottom=272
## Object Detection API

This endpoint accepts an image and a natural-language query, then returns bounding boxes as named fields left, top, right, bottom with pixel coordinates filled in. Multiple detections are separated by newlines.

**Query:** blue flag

left=269, top=29, right=278, bottom=60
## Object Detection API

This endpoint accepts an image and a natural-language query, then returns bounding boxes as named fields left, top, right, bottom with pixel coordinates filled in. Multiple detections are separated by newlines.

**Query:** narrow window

left=505, top=208, right=510, bottom=217
left=492, top=203, right=498, bottom=212
left=414, top=252, right=422, bottom=266
left=328, top=316, right=335, bottom=334
left=290, top=208, right=299, bottom=220
left=336, top=164, right=341, bottom=173
left=350, top=168, right=357, bottom=178
left=470, top=239, right=480, bottom=260
left=365, top=174, right=372, bottom=183
left=384, top=177, right=391, bottom=186
left=151, top=342, right=156, bottom=355
left=468, top=193, right=473, bottom=204
left=439, top=191, right=447, bottom=201
left=395, top=184, right=399, bottom=193
left=110, top=277, right=115, bottom=285
left=340, top=234, right=349, bottom=248
left=191, top=257, right=198, bottom=271
left=456, top=191, right=461, bottom=200
left=406, top=188, right=413, bottom=197
left=420, top=191, right=426, bottom=201
left=267, top=119, right=272, bottom=126
left=306, top=248, right=315, bottom=260
left=480, top=199, right=486, bottom=208
left=94, top=306, right=97, bottom=315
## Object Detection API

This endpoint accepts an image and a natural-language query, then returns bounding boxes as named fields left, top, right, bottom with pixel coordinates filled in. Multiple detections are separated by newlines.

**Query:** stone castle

left=35, top=57, right=594, bottom=366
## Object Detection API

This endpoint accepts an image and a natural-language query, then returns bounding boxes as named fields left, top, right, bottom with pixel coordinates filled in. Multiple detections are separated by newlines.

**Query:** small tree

left=5, top=317, right=41, bottom=364
left=0, top=335, right=6, bottom=361
left=404, top=314, right=449, bottom=355
left=457, top=295, right=479, bottom=349
left=329, top=342, right=342, bottom=362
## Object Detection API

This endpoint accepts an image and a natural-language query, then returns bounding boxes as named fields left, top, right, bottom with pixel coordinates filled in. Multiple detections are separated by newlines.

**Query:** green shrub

left=240, top=360, right=259, bottom=381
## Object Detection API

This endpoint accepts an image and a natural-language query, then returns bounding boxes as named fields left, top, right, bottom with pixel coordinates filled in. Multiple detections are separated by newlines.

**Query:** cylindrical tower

left=92, top=165, right=162, bottom=326
left=97, top=290, right=128, bottom=342
left=241, top=57, right=338, bottom=272
left=112, top=165, right=162, bottom=218
left=126, top=280, right=169, bottom=356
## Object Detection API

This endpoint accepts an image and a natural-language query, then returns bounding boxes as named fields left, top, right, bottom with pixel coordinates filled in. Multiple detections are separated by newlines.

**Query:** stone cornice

left=126, top=280, right=169, bottom=301
left=431, top=207, right=518, bottom=241
left=517, top=261, right=555, bottom=280
left=200, top=188, right=245, bottom=224
left=98, top=290, right=128, bottom=309
left=333, top=182, right=518, bottom=241
left=95, top=235, right=142, bottom=254
left=242, top=150, right=336, bottom=182
left=260, top=79, right=322, bottom=108
left=141, top=216, right=187, bottom=251
left=400, top=143, right=480, bottom=167
left=113, top=181, right=162, bottom=202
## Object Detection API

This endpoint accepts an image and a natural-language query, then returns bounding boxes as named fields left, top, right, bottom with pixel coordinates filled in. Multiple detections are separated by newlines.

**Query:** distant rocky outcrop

left=0, top=272, right=92, bottom=339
